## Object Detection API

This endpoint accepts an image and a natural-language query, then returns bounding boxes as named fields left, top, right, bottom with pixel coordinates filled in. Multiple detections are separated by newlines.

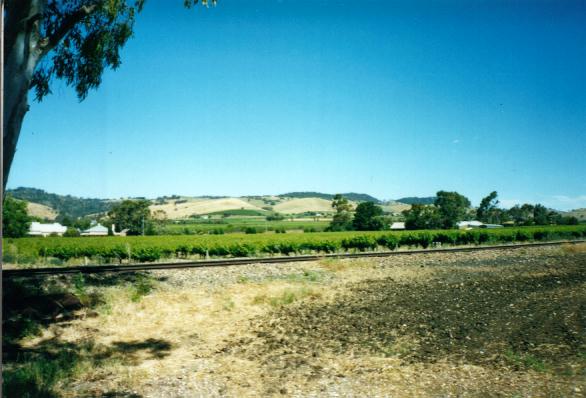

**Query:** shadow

left=2, top=334, right=172, bottom=397
left=2, top=272, right=171, bottom=397
left=81, top=271, right=168, bottom=288
left=109, top=338, right=172, bottom=360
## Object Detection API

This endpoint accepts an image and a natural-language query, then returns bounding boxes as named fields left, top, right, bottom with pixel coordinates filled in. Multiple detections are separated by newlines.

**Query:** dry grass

left=149, top=197, right=264, bottom=218
left=273, top=198, right=343, bottom=214
left=5, top=246, right=585, bottom=397
left=26, top=201, right=58, bottom=220
left=561, top=242, right=586, bottom=254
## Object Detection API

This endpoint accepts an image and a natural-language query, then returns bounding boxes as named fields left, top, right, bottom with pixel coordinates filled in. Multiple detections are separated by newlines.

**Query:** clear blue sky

left=7, top=0, right=586, bottom=210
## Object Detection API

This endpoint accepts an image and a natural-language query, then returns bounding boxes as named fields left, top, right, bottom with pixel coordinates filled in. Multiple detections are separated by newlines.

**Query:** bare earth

left=4, top=245, right=586, bottom=397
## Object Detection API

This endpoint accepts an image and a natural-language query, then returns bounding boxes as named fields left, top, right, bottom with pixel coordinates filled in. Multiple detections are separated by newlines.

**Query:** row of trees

left=328, top=191, right=474, bottom=232
left=403, top=191, right=578, bottom=230
left=327, top=191, right=580, bottom=232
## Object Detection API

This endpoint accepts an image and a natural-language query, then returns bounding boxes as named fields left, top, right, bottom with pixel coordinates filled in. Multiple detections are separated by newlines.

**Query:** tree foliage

left=328, top=194, right=353, bottom=231
left=107, top=199, right=152, bottom=236
left=352, top=202, right=385, bottom=231
left=3, top=196, right=31, bottom=238
left=434, top=191, right=471, bottom=229
left=403, top=204, right=441, bottom=230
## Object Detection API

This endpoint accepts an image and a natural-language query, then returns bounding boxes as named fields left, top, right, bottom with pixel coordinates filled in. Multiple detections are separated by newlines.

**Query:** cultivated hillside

left=149, top=198, right=265, bottom=218
left=273, top=198, right=339, bottom=214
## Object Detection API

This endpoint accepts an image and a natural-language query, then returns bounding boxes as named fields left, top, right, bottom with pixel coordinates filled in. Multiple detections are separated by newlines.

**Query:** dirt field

left=3, top=245, right=585, bottom=397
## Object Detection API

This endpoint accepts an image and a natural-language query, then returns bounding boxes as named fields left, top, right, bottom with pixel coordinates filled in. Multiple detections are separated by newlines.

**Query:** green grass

left=504, top=350, right=548, bottom=372
left=163, top=217, right=330, bottom=234
left=3, top=350, right=84, bottom=398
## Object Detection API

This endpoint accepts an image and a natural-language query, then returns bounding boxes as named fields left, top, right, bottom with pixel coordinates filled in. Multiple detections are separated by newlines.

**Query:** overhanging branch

left=39, top=3, right=100, bottom=57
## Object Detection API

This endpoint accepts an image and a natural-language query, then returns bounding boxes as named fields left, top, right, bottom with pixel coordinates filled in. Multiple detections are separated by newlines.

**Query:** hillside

left=273, top=198, right=339, bottom=214
left=149, top=198, right=265, bottom=218
left=380, top=200, right=411, bottom=214
left=7, top=187, right=114, bottom=219
left=280, top=192, right=381, bottom=203
left=26, top=201, right=58, bottom=221
left=561, top=208, right=586, bottom=221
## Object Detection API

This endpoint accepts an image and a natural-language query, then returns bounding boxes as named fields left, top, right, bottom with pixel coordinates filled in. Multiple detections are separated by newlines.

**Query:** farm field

left=2, top=225, right=586, bottom=267
left=3, top=244, right=585, bottom=396
left=161, top=216, right=331, bottom=235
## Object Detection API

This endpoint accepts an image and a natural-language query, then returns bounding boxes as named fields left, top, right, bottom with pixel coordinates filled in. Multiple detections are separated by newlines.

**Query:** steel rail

left=3, top=239, right=585, bottom=278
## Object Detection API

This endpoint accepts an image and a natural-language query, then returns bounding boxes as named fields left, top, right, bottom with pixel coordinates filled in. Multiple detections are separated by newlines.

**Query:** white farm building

left=29, top=222, right=67, bottom=237
left=81, top=224, right=109, bottom=236
left=390, top=222, right=406, bottom=230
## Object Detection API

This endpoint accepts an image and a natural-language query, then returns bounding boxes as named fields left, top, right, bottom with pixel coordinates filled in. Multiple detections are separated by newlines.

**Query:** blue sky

left=8, top=0, right=586, bottom=210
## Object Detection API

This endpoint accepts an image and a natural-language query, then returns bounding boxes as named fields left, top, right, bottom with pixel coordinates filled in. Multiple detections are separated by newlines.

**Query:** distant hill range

left=6, top=187, right=116, bottom=219
left=561, top=208, right=586, bottom=221
left=280, top=192, right=382, bottom=203
left=395, top=197, right=436, bottom=205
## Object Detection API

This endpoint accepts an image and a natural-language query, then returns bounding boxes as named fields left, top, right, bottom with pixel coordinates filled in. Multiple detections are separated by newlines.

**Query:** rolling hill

left=280, top=192, right=381, bottom=203
left=273, top=198, right=339, bottom=214
left=7, top=187, right=115, bottom=219
left=149, top=198, right=265, bottom=218
left=26, top=201, right=58, bottom=221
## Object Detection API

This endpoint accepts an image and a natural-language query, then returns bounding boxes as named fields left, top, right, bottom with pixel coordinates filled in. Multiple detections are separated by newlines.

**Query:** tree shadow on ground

left=2, top=272, right=165, bottom=341
left=2, top=333, right=172, bottom=397
left=2, top=272, right=170, bottom=397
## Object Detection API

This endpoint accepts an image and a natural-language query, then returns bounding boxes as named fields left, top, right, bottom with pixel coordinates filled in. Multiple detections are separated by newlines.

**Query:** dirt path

left=3, top=245, right=585, bottom=397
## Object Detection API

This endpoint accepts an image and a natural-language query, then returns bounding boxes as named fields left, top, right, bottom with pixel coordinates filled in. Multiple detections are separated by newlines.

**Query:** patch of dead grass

left=561, top=242, right=586, bottom=254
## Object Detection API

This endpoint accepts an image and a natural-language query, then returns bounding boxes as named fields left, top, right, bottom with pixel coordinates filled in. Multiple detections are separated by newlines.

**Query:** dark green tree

left=3, top=0, right=214, bottom=191
left=434, top=191, right=471, bottom=229
left=477, top=191, right=499, bottom=223
left=73, top=217, right=92, bottom=231
left=352, top=202, right=385, bottom=231
left=533, top=204, right=549, bottom=225
left=107, top=200, right=152, bottom=235
left=63, top=227, right=81, bottom=237
left=403, top=204, right=441, bottom=230
left=507, top=204, right=535, bottom=225
left=327, top=194, right=353, bottom=231
left=2, top=196, right=31, bottom=238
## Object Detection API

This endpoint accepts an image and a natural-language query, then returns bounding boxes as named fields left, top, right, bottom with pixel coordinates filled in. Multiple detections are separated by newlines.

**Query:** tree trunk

left=3, top=0, right=45, bottom=193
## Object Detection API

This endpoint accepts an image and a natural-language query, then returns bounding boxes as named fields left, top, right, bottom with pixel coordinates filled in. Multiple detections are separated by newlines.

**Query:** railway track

left=3, top=239, right=584, bottom=278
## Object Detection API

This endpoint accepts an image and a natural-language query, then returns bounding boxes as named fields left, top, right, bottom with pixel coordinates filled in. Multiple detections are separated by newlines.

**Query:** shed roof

left=29, top=222, right=67, bottom=234
left=83, top=224, right=108, bottom=233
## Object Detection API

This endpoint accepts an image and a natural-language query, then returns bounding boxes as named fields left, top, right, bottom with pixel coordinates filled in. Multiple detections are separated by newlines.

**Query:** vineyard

left=3, top=225, right=585, bottom=265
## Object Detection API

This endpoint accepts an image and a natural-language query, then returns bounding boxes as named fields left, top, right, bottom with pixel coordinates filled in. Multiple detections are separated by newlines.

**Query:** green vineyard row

left=3, top=225, right=585, bottom=264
